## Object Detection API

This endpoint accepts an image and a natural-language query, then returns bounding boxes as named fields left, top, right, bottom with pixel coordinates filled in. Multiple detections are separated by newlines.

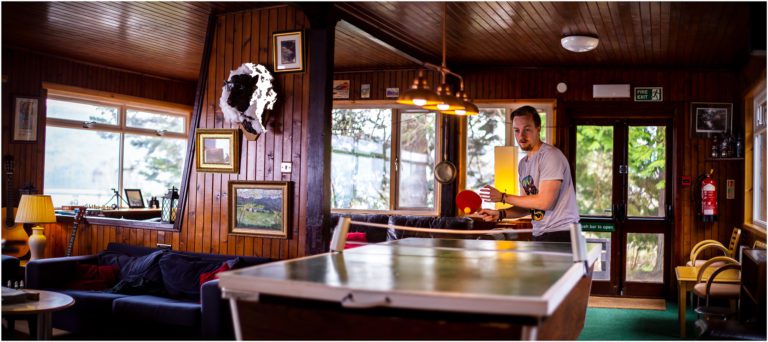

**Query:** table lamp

left=15, top=195, right=57, bottom=260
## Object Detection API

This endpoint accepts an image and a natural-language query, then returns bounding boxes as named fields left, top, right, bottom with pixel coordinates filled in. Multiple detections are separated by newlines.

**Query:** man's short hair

left=510, top=106, right=541, bottom=128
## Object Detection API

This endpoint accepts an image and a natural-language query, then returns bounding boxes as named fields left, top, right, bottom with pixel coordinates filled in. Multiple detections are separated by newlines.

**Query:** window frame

left=743, top=80, right=768, bottom=232
left=331, top=101, right=442, bottom=216
left=43, top=83, right=191, bottom=214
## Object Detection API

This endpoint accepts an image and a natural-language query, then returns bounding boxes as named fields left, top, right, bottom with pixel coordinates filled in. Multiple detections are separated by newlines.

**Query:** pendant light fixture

left=397, top=2, right=476, bottom=115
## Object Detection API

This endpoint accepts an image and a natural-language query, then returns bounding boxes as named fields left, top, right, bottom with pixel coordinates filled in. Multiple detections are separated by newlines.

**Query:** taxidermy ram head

left=220, top=63, right=277, bottom=140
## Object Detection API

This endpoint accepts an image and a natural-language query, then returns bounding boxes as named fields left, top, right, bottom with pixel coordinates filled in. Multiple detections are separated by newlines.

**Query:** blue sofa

left=25, top=243, right=271, bottom=340
left=329, top=213, right=476, bottom=243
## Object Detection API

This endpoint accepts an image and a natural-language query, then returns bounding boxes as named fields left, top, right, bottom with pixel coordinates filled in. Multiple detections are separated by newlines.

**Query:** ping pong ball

left=464, top=207, right=471, bottom=214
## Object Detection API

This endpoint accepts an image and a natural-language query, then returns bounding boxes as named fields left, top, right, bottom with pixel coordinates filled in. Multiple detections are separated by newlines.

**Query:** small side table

left=2, top=289, right=74, bottom=340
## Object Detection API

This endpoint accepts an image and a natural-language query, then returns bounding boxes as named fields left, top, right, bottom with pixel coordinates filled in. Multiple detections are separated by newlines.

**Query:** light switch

left=280, top=162, right=292, bottom=173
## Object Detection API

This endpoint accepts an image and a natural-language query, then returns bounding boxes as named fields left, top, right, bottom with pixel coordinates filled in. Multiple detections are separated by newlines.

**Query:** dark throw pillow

left=66, top=263, right=119, bottom=290
left=158, top=253, right=222, bottom=300
left=110, top=250, right=166, bottom=295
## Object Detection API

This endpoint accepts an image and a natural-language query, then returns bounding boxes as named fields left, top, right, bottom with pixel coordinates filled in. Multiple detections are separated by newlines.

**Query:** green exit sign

left=581, top=222, right=615, bottom=232
left=634, top=87, right=663, bottom=102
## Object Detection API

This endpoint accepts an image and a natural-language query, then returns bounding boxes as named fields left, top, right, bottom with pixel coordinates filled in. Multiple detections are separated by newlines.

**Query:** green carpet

left=579, top=301, right=695, bottom=340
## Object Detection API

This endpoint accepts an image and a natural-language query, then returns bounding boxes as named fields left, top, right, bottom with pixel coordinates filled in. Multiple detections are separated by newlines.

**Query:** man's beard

left=519, top=141, right=533, bottom=151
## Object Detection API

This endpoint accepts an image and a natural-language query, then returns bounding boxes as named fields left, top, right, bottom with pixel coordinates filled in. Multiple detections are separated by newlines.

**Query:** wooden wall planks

left=336, top=67, right=745, bottom=268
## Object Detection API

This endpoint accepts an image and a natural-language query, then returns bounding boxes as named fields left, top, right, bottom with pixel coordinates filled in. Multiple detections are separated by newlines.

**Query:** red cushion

left=67, top=264, right=119, bottom=290
left=344, top=232, right=367, bottom=249
left=199, top=262, right=230, bottom=284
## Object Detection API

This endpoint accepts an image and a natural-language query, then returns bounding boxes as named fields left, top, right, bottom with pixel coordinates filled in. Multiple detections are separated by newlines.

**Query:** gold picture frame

left=196, top=128, right=240, bottom=173
left=228, top=181, right=291, bottom=239
left=273, top=31, right=304, bottom=73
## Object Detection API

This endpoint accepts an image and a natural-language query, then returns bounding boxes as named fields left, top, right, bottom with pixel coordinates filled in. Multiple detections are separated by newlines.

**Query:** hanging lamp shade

left=423, top=83, right=465, bottom=112
left=397, top=70, right=442, bottom=106
left=442, top=89, right=479, bottom=116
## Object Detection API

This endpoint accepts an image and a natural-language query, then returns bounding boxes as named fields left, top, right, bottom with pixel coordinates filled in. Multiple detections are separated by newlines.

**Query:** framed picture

left=273, top=31, right=304, bottom=73
left=691, top=102, right=732, bottom=137
left=196, top=128, right=240, bottom=173
left=13, top=96, right=39, bottom=142
left=361, top=84, right=371, bottom=99
left=333, top=80, right=350, bottom=99
left=386, top=87, right=400, bottom=98
left=228, top=181, right=291, bottom=238
left=124, top=189, right=145, bottom=208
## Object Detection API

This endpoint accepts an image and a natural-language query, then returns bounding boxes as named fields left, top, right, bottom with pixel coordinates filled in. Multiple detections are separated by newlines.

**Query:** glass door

left=573, top=119, right=672, bottom=297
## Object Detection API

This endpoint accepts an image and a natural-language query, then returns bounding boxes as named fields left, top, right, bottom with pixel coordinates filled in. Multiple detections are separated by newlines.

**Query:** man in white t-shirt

left=477, top=105, right=580, bottom=242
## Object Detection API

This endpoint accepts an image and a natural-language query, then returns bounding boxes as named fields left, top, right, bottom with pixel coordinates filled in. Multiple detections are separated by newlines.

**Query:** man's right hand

left=476, top=209, right=500, bottom=222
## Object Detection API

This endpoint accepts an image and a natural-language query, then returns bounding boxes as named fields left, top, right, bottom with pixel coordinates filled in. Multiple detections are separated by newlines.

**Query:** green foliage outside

left=466, top=109, right=505, bottom=190
left=575, top=126, right=614, bottom=216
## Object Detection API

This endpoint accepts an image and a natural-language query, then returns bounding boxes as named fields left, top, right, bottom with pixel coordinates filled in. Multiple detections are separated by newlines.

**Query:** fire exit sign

left=634, top=87, right=663, bottom=102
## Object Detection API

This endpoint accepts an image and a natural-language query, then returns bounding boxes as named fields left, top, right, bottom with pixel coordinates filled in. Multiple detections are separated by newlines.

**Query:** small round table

left=2, top=289, right=75, bottom=340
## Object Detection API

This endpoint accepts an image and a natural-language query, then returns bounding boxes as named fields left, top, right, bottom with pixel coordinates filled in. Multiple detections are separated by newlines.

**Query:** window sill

left=55, top=214, right=176, bottom=231
left=743, top=222, right=767, bottom=239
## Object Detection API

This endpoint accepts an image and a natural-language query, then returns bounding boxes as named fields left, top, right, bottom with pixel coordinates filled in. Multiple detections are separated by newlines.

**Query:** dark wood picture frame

left=124, top=189, right=145, bottom=208
left=273, top=30, right=304, bottom=73
left=228, top=181, right=291, bottom=239
left=12, top=96, right=39, bottom=142
left=690, top=102, right=732, bottom=138
left=196, top=128, right=240, bottom=173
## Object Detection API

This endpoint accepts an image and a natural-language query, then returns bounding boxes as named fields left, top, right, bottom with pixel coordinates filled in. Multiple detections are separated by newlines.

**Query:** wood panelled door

left=571, top=119, right=672, bottom=297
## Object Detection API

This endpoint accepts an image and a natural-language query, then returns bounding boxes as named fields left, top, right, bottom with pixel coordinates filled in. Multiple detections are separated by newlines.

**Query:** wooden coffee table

left=2, top=289, right=75, bottom=340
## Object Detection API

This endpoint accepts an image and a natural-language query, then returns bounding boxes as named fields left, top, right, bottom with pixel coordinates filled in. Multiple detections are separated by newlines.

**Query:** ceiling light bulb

left=413, top=99, right=427, bottom=106
left=561, top=35, right=599, bottom=52
left=437, top=103, right=450, bottom=111
left=454, top=109, right=466, bottom=115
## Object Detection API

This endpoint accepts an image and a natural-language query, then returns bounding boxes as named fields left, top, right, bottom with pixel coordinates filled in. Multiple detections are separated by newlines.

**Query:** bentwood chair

left=693, top=256, right=741, bottom=320
left=687, top=227, right=741, bottom=267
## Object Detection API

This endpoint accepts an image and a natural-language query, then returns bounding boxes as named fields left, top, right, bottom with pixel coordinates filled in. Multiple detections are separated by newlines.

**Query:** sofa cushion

left=67, top=264, right=119, bottom=290
left=345, top=232, right=368, bottom=249
left=113, top=295, right=201, bottom=328
left=330, top=214, right=390, bottom=242
left=159, top=252, right=222, bottom=299
left=52, top=290, right=130, bottom=333
left=111, top=250, right=166, bottom=295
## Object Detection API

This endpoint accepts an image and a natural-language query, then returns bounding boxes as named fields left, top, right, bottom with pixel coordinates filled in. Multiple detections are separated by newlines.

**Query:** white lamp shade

left=15, top=195, right=57, bottom=224
left=561, top=35, right=599, bottom=52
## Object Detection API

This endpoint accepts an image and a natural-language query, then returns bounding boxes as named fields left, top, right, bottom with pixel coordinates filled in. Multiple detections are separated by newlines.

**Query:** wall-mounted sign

left=634, top=87, right=663, bottom=102
left=726, top=179, right=735, bottom=199
left=581, top=222, right=615, bottom=232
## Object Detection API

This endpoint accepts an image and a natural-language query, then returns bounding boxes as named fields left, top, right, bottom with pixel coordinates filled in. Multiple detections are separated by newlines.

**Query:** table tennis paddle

left=456, top=190, right=482, bottom=215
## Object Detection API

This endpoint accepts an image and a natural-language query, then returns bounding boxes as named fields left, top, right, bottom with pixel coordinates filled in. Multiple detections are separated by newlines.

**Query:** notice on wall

left=726, top=179, right=735, bottom=199
left=634, top=87, right=663, bottom=102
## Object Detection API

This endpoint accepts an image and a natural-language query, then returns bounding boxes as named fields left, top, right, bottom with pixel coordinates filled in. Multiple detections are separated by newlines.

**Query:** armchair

left=687, top=227, right=741, bottom=267
left=693, top=256, right=741, bottom=319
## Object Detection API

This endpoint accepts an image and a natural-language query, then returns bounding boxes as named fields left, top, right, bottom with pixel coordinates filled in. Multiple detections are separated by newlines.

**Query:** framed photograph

left=360, top=84, right=371, bottom=99
left=124, top=189, right=145, bottom=208
left=273, top=31, right=304, bottom=73
left=386, top=87, right=400, bottom=98
left=691, top=102, right=732, bottom=137
left=196, top=128, right=240, bottom=173
left=228, top=181, right=291, bottom=238
left=13, top=96, right=39, bottom=142
left=333, top=80, right=350, bottom=99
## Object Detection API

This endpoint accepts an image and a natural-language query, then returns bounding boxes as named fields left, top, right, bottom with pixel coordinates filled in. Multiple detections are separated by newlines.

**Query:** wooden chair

left=687, top=227, right=741, bottom=267
left=693, top=256, right=741, bottom=320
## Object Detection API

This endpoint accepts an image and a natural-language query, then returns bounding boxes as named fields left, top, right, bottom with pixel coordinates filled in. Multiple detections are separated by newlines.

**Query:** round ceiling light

left=561, top=35, right=599, bottom=53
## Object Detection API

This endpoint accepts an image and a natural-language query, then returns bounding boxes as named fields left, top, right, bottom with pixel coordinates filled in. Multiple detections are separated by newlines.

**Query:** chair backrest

left=754, top=240, right=766, bottom=250
left=727, top=228, right=741, bottom=258
left=704, top=263, right=742, bottom=306
left=696, top=256, right=739, bottom=283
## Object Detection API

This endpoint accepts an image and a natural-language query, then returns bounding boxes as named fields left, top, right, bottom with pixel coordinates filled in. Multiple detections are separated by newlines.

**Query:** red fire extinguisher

left=695, top=169, right=718, bottom=223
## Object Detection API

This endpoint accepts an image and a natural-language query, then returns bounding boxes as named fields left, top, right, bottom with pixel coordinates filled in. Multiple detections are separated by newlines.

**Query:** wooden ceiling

left=2, top=2, right=762, bottom=81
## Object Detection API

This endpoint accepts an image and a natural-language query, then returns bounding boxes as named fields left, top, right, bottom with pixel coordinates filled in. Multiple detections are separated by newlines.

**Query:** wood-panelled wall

left=335, top=67, right=747, bottom=268
left=1, top=48, right=195, bottom=258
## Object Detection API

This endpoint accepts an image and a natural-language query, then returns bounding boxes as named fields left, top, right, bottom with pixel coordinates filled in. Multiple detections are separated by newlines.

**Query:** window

left=465, top=102, right=554, bottom=198
left=753, top=89, right=767, bottom=228
left=43, top=89, right=189, bottom=208
left=331, top=107, right=438, bottom=213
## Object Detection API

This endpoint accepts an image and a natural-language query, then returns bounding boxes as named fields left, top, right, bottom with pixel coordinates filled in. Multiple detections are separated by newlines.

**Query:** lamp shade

left=15, top=195, right=57, bottom=224
left=397, top=71, right=442, bottom=106
left=423, top=84, right=465, bottom=112
left=442, top=90, right=479, bottom=116
left=561, top=35, right=599, bottom=52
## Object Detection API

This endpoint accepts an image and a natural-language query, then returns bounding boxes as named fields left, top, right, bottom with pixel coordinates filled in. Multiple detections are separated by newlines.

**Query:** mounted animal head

left=219, top=63, right=278, bottom=140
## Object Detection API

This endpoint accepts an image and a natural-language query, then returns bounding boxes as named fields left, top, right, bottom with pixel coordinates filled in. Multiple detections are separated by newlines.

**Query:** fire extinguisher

left=694, top=169, right=718, bottom=223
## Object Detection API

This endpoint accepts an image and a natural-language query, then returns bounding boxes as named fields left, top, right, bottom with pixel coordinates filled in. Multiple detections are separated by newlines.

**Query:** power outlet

left=280, top=162, right=292, bottom=173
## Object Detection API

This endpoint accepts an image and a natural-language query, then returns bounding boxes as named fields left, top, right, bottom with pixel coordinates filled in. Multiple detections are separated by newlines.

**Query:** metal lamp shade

left=422, top=84, right=465, bottom=112
left=441, top=90, right=479, bottom=116
left=397, top=72, right=441, bottom=106
left=15, top=195, right=57, bottom=224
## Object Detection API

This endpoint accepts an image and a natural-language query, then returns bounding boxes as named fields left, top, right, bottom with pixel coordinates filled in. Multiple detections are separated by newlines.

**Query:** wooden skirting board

left=588, top=296, right=666, bottom=310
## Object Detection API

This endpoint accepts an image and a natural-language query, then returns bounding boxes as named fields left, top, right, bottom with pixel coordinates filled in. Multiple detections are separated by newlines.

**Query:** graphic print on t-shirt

left=522, top=175, right=545, bottom=221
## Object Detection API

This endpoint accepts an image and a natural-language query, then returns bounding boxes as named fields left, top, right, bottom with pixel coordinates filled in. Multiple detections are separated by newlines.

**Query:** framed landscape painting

left=228, top=181, right=291, bottom=239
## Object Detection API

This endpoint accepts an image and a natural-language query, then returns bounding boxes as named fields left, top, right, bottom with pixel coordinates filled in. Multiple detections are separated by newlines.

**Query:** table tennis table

left=219, top=238, right=601, bottom=340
